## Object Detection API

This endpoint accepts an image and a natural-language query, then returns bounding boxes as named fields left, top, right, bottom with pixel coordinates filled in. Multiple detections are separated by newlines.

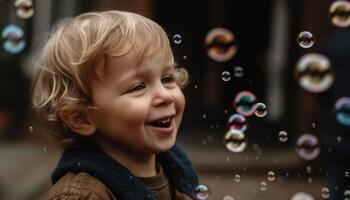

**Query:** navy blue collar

left=52, top=143, right=198, bottom=200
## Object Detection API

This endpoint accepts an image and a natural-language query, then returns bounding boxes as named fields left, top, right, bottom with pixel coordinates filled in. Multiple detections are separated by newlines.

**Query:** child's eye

left=162, top=75, right=175, bottom=84
left=128, top=83, right=145, bottom=93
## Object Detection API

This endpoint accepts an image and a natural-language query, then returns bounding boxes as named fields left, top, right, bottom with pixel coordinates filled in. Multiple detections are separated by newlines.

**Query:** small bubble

left=278, top=131, right=288, bottom=142
left=194, top=184, right=210, bottom=200
left=234, top=66, right=244, bottom=78
left=344, top=190, right=350, bottom=200
left=224, top=129, right=247, bottom=153
left=337, top=136, right=342, bottom=143
left=312, top=122, right=316, bottom=128
left=291, top=192, right=314, bottom=200
left=183, top=55, right=187, bottom=60
left=255, top=103, right=267, bottom=117
left=260, top=181, right=267, bottom=191
left=306, top=166, right=312, bottom=174
left=234, top=174, right=241, bottom=183
left=267, top=171, right=276, bottom=182
left=28, top=125, right=34, bottom=133
left=173, top=34, right=182, bottom=44
left=321, top=187, right=330, bottom=199
left=194, top=85, right=198, bottom=89
left=1, top=24, right=26, bottom=54
left=345, top=171, right=349, bottom=178
left=202, top=114, right=207, bottom=119
left=297, top=31, right=315, bottom=48
left=221, top=71, right=231, bottom=81
left=308, top=177, right=313, bottom=183
left=222, top=195, right=235, bottom=200
left=42, top=147, right=48, bottom=152
left=226, top=157, right=230, bottom=162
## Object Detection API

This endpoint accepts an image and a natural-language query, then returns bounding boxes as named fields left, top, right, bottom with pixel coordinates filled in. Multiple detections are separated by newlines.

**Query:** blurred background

left=0, top=0, right=350, bottom=199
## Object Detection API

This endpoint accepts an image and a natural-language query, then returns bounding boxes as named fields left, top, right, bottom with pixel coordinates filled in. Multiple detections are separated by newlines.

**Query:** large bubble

left=14, top=0, right=35, bottom=19
left=1, top=24, right=26, bottom=54
left=227, top=113, right=247, bottom=132
left=204, top=27, right=237, bottom=62
left=194, top=184, right=210, bottom=200
left=297, top=31, right=315, bottom=48
left=295, top=53, right=334, bottom=93
left=335, top=97, right=350, bottom=126
left=296, top=134, right=321, bottom=160
left=224, top=129, right=247, bottom=153
left=233, top=91, right=257, bottom=117
left=290, top=192, right=315, bottom=200
left=329, top=0, right=350, bottom=28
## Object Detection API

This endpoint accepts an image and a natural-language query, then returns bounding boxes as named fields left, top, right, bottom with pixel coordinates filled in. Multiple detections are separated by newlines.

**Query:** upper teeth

left=157, top=118, right=171, bottom=124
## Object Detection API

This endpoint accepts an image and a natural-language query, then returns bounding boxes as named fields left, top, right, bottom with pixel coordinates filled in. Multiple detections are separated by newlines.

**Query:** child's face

left=89, top=48, right=185, bottom=155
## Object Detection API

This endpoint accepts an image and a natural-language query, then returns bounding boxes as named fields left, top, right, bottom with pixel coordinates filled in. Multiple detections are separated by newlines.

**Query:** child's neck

left=100, top=144, right=157, bottom=177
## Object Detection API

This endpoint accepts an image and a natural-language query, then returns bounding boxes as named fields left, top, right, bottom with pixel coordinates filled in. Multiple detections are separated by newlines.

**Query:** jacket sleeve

left=42, top=172, right=116, bottom=200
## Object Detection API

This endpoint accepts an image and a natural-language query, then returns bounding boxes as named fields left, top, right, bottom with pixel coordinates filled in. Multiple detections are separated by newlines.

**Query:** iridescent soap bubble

left=1, top=24, right=26, bottom=54
left=329, top=0, right=350, bottom=28
left=335, top=97, right=350, bottom=126
left=221, top=71, right=231, bottom=81
left=295, top=53, right=333, bottom=93
left=296, top=134, right=321, bottom=160
left=227, top=113, right=247, bottom=132
left=278, top=131, right=288, bottom=142
left=254, top=102, right=267, bottom=117
left=204, top=27, right=237, bottom=62
left=234, top=66, right=244, bottom=78
left=260, top=181, right=267, bottom=191
left=344, top=190, right=350, bottom=200
left=291, top=192, right=315, bottom=200
left=321, top=187, right=330, bottom=199
left=224, top=129, right=247, bottom=153
left=267, top=171, right=276, bottom=182
left=194, top=184, right=210, bottom=200
left=14, top=0, right=34, bottom=19
left=233, top=91, right=257, bottom=117
left=173, top=34, right=182, bottom=44
left=297, top=31, right=315, bottom=48
left=222, top=195, right=235, bottom=200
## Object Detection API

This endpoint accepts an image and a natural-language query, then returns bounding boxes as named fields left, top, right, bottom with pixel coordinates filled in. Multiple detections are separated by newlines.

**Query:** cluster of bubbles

left=335, top=97, right=350, bottom=126
left=194, top=184, right=210, bottom=200
left=204, top=27, right=237, bottom=62
left=223, top=91, right=269, bottom=153
left=295, top=134, right=321, bottom=160
left=1, top=0, right=34, bottom=54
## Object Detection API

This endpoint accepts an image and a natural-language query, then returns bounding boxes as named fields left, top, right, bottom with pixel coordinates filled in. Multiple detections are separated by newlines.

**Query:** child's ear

left=58, top=104, right=96, bottom=136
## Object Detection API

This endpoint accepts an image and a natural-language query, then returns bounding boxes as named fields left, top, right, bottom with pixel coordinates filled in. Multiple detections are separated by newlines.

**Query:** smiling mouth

left=147, top=116, right=173, bottom=128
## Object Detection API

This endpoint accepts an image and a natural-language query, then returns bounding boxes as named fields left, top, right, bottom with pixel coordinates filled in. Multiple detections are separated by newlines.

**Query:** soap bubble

left=227, top=113, right=247, bottom=132
left=221, top=71, right=231, bottom=81
left=335, top=97, right=350, bottom=126
left=224, top=129, right=247, bottom=153
left=267, top=171, right=276, bottom=182
left=329, top=0, right=350, bottom=28
left=297, top=31, right=314, bottom=48
left=296, top=134, right=320, bottom=160
left=290, top=192, right=315, bottom=200
left=173, top=34, right=182, bottom=44
left=254, top=102, right=267, bottom=117
left=345, top=171, right=349, bottom=177
left=234, top=66, right=244, bottom=78
left=260, top=181, right=267, bottom=191
left=222, top=196, right=235, bottom=200
left=321, top=187, right=330, bottom=199
left=14, top=0, right=34, bottom=19
left=194, top=184, right=210, bottom=200
left=278, top=131, right=288, bottom=142
left=233, top=91, right=257, bottom=117
left=295, top=53, right=333, bottom=93
left=344, top=190, right=350, bottom=200
left=1, top=24, right=26, bottom=54
left=234, top=174, right=241, bottom=183
left=204, top=27, right=237, bottom=62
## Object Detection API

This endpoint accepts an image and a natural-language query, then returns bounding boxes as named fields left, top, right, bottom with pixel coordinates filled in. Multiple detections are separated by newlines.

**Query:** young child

left=32, top=10, right=198, bottom=200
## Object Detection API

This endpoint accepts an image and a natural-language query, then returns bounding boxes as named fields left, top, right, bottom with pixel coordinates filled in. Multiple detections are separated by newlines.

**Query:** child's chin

left=154, top=142, right=176, bottom=154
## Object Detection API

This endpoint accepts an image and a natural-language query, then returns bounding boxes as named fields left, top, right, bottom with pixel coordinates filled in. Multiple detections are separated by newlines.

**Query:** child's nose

left=152, top=85, right=174, bottom=106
